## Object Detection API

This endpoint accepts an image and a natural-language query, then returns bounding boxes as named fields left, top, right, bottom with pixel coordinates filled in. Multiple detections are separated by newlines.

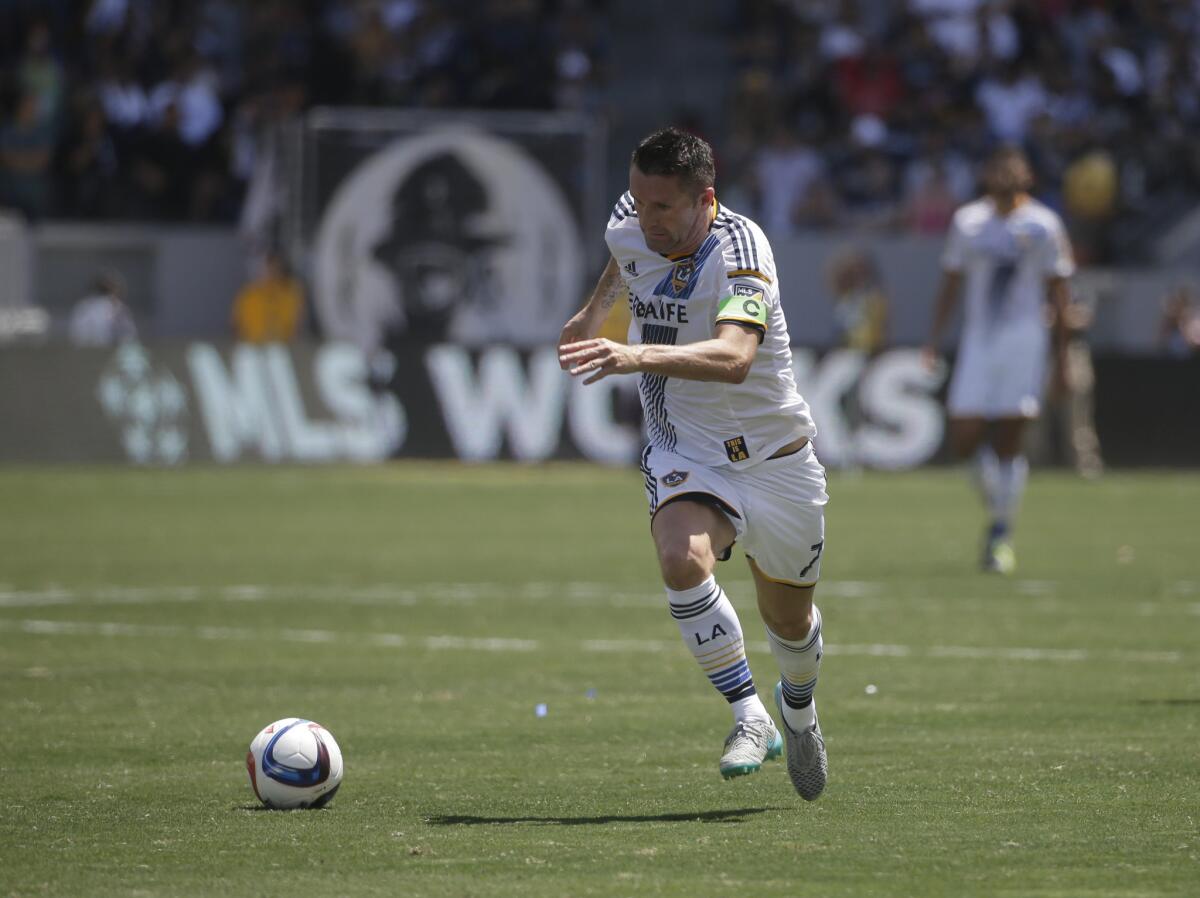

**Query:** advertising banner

left=0, top=341, right=953, bottom=468
left=1, top=340, right=1194, bottom=466
left=294, top=110, right=604, bottom=354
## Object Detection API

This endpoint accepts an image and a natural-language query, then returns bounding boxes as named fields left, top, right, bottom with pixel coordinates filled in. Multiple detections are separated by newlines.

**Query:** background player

left=559, top=128, right=830, bottom=800
left=923, top=146, right=1075, bottom=573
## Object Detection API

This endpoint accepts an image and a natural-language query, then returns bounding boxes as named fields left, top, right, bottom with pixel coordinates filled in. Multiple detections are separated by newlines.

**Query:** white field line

left=0, top=618, right=1182, bottom=665
left=3, top=619, right=539, bottom=653
left=6, top=580, right=1200, bottom=620
left=0, top=579, right=891, bottom=609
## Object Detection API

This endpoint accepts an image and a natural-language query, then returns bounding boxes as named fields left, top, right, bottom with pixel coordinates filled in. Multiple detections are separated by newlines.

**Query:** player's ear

left=700, top=185, right=715, bottom=207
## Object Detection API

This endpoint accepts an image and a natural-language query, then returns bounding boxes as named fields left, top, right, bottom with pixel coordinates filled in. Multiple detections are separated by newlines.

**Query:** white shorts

left=640, top=441, right=829, bottom=587
left=948, top=326, right=1047, bottom=419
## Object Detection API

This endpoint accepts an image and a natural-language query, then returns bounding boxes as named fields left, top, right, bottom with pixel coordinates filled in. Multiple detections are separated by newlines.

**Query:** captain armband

left=715, top=284, right=769, bottom=338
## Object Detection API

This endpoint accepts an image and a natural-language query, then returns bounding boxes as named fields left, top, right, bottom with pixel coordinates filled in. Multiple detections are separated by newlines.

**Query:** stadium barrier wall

left=0, top=340, right=1195, bottom=467
left=11, top=222, right=1186, bottom=354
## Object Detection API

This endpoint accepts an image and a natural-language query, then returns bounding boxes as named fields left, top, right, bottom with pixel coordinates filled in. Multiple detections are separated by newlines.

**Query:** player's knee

left=655, top=534, right=714, bottom=590
left=763, top=608, right=813, bottom=642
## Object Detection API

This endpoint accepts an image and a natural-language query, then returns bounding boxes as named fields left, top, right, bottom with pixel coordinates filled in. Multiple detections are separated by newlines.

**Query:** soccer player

left=558, top=128, right=829, bottom=800
left=922, top=146, right=1075, bottom=573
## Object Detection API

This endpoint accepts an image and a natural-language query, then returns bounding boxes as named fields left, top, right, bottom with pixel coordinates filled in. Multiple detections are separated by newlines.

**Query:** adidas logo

left=624, top=260, right=638, bottom=276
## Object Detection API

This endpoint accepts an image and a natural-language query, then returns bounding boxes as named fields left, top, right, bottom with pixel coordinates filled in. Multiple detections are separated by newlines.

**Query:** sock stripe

left=699, top=644, right=746, bottom=671
left=709, top=659, right=751, bottom=690
left=667, top=584, right=718, bottom=611
left=781, top=675, right=817, bottom=708
left=668, top=586, right=722, bottom=620
left=694, top=634, right=744, bottom=661
left=768, top=621, right=821, bottom=654
left=723, top=681, right=758, bottom=703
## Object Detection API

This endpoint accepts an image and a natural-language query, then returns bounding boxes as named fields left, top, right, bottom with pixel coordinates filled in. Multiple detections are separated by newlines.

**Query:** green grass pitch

left=0, top=464, right=1197, bottom=897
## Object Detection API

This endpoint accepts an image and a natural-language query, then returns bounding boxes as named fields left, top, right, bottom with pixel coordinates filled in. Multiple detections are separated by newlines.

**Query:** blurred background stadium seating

left=1, top=0, right=1197, bottom=466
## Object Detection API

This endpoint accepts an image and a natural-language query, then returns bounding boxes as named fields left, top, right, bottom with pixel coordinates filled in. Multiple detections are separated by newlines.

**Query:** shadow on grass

left=1136, top=698, right=1200, bottom=706
left=426, top=807, right=777, bottom=826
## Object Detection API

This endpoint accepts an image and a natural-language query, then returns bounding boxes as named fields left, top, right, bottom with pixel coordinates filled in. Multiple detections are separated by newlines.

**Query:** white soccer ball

left=246, top=718, right=344, bottom=810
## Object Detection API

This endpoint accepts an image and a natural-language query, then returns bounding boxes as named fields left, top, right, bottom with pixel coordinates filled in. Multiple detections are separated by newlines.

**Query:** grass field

left=0, top=463, right=1197, bottom=897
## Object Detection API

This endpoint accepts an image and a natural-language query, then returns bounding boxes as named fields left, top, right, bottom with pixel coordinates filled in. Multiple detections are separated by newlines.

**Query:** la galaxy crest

left=662, top=470, right=689, bottom=487
left=671, top=259, right=695, bottom=293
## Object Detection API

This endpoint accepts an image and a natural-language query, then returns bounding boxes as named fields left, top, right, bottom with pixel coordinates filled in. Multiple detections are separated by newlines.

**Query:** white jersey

left=942, top=196, right=1074, bottom=342
left=605, top=193, right=815, bottom=469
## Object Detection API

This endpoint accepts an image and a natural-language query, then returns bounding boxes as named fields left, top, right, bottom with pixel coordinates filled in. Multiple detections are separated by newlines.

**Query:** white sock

left=667, top=575, right=769, bottom=723
left=974, top=446, right=1000, bottom=513
left=990, top=454, right=1028, bottom=531
left=766, top=604, right=823, bottom=732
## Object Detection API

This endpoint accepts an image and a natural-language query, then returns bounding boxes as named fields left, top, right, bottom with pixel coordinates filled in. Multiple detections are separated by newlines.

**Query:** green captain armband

left=716, top=283, right=768, bottom=330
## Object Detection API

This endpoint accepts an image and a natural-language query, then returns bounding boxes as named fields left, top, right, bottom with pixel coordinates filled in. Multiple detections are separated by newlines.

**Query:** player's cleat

left=982, top=539, right=1016, bottom=574
left=774, top=682, right=827, bottom=801
left=981, top=523, right=1016, bottom=574
left=719, top=717, right=782, bottom=780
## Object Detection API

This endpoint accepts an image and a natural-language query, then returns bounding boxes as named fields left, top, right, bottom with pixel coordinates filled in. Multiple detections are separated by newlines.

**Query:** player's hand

left=919, top=344, right=941, bottom=372
left=558, top=338, right=641, bottom=384
left=558, top=310, right=602, bottom=365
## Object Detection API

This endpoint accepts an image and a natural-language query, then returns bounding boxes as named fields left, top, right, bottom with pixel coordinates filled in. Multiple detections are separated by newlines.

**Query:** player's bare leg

left=750, top=559, right=827, bottom=800
left=651, top=501, right=780, bottom=779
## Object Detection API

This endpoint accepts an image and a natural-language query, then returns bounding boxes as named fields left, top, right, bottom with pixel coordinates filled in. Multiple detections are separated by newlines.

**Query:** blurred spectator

left=975, top=62, right=1046, bottom=145
left=909, top=0, right=1020, bottom=65
left=835, top=116, right=900, bottom=229
left=1035, top=292, right=1104, bottom=479
left=903, top=132, right=973, bottom=234
left=98, top=60, right=150, bottom=133
left=826, top=245, right=888, bottom=353
left=232, top=249, right=305, bottom=344
left=0, top=90, right=55, bottom=220
left=68, top=271, right=137, bottom=345
left=17, top=19, right=64, bottom=129
left=553, top=1, right=609, bottom=113
left=754, top=125, right=825, bottom=237
left=1062, top=147, right=1118, bottom=264
left=1158, top=284, right=1200, bottom=358
left=127, top=100, right=192, bottom=219
left=57, top=93, right=119, bottom=217
left=148, top=51, right=224, bottom=149
left=834, top=42, right=904, bottom=120
left=1063, top=150, right=1118, bottom=222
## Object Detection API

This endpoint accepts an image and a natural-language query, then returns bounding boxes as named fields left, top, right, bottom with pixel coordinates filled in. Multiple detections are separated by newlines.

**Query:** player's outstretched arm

left=558, top=257, right=624, bottom=359
left=1047, top=275, right=1072, bottom=396
left=560, top=323, right=759, bottom=386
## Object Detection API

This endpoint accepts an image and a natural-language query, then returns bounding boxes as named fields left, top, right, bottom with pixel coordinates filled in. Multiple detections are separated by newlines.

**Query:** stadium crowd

left=719, top=0, right=1200, bottom=262
left=0, top=0, right=610, bottom=223
left=1, top=0, right=1198, bottom=263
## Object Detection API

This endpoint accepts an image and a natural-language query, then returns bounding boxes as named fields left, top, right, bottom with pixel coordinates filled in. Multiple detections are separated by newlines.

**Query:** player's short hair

left=631, top=128, right=715, bottom=194
left=984, top=144, right=1033, bottom=193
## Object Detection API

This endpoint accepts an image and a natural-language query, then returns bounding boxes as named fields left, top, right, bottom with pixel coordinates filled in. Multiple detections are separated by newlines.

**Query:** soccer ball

left=246, top=718, right=344, bottom=810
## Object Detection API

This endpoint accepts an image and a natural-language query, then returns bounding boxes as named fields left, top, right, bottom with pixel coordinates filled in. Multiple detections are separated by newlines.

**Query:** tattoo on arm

left=595, top=258, right=623, bottom=310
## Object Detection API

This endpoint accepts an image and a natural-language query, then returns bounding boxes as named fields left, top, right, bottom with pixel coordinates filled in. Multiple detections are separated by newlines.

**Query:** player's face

left=629, top=165, right=713, bottom=255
